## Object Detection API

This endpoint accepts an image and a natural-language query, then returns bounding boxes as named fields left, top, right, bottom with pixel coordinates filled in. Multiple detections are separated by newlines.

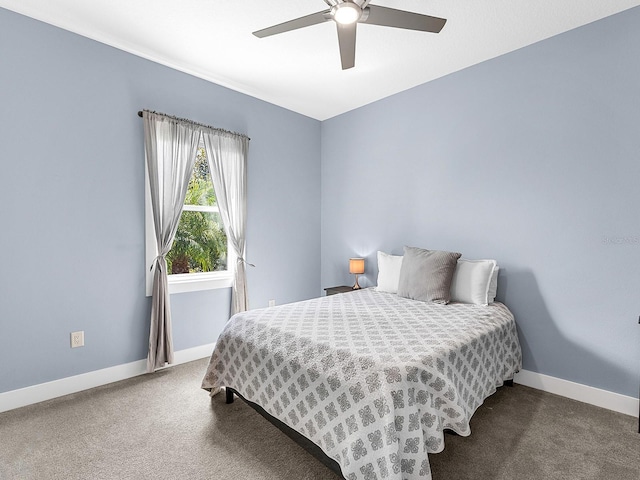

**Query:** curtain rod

left=137, top=110, right=249, bottom=141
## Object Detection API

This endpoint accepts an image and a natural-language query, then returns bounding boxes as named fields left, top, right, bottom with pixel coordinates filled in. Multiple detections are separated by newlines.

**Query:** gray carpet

left=0, top=359, right=638, bottom=480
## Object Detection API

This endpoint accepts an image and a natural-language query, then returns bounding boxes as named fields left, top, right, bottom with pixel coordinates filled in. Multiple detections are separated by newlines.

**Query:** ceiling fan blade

left=336, top=22, right=357, bottom=70
left=361, top=5, right=446, bottom=33
left=253, top=10, right=331, bottom=38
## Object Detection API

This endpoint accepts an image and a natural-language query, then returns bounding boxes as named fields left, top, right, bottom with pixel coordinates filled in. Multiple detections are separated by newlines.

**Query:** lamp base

left=352, top=275, right=361, bottom=290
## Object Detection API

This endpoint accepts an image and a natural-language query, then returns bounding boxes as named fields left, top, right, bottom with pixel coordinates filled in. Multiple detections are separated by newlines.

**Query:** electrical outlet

left=71, top=331, right=84, bottom=348
left=268, top=299, right=275, bottom=307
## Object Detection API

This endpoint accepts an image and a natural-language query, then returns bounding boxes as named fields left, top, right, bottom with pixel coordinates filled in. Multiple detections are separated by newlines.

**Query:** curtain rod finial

left=138, top=111, right=143, bottom=117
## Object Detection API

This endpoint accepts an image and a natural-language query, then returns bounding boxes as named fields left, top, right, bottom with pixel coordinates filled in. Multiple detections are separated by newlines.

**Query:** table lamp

left=349, top=258, right=365, bottom=290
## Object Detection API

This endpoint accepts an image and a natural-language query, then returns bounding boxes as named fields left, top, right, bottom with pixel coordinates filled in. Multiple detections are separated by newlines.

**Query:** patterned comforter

left=202, top=288, right=522, bottom=480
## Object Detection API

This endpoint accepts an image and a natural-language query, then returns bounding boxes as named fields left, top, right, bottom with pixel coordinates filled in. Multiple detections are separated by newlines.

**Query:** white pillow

left=376, top=251, right=404, bottom=294
left=487, top=266, right=499, bottom=303
left=450, top=259, right=497, bottom=305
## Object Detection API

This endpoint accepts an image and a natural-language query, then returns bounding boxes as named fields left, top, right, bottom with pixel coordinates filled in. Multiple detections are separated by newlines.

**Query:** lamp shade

left=349, top=258, right=365, bottom=275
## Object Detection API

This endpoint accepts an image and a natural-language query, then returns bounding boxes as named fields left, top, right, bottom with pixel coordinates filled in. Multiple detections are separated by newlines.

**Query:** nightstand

left=324, top=285, right=356, bottom=296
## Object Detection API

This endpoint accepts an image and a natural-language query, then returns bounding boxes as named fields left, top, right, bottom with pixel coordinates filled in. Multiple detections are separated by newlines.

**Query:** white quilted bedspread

left=202, top=288, right=522, bottom=480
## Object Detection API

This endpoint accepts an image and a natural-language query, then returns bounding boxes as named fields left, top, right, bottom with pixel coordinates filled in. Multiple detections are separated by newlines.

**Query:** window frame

left=144, top=150, right=234, bottom=297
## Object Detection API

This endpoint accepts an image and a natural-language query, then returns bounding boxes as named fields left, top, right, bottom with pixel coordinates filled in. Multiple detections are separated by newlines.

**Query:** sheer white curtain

left=201, top=128, right=250, bottom=315
left=143, top=111, right=201, bottom=372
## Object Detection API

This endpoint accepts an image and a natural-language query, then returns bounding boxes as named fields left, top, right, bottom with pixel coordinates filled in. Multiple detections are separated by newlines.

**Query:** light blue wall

left=2, top=6, right=638, bottom=401
left=321, top=7, right=640, bottom=397
left=0, top=8, right=321, bottom=394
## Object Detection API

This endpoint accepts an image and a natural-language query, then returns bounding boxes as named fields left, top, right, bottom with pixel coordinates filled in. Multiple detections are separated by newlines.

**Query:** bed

left=202, top=286, right=521, bottom=480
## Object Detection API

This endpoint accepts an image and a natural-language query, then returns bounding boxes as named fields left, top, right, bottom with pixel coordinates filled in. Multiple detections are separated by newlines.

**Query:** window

left=168, top=147, right=227, bottom=273
left=145, top=146, right=234, bottom=295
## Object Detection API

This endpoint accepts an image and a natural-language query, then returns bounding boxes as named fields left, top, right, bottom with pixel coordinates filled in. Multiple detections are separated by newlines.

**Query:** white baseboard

left=2, top=353, right=637, bottom=420
left=514, top=369, right=639, bottom=418
left=0, top=343, right=215, bottom=414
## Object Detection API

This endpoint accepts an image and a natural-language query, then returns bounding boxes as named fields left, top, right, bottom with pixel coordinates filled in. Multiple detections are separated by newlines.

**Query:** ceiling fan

left=253, top=0, right=447, bottom=70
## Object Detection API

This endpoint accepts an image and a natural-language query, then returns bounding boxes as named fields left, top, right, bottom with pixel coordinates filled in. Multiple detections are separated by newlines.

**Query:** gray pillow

left=397, top=246, right=462, bottom=304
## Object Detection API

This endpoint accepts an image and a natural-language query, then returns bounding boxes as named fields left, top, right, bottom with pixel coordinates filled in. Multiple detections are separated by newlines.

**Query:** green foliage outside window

left=167, top=148, right=228, bottom=274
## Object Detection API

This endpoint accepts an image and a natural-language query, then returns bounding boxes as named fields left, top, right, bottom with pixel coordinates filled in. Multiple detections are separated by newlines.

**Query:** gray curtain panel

left=202, top=129, right=250, bottom=315
left=143, top=111, right=201, bottom=372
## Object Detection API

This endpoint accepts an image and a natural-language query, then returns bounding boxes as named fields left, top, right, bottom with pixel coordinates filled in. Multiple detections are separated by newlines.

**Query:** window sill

left=167, top=272, right=233, bottom=294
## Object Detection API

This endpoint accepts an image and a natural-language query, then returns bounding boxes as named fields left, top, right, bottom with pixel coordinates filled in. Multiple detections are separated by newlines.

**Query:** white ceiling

left=2, top=0, right=639, bottom=120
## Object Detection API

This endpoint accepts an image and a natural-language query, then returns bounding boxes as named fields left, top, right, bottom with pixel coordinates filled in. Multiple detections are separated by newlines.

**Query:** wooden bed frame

left=225, top=380, right=515, bottom=478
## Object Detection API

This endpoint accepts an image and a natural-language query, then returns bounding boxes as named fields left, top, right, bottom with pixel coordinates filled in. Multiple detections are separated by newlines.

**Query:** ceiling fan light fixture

left=253, top=1, right=448, bottom=70
left=332, top=3, right=361, bottom=25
